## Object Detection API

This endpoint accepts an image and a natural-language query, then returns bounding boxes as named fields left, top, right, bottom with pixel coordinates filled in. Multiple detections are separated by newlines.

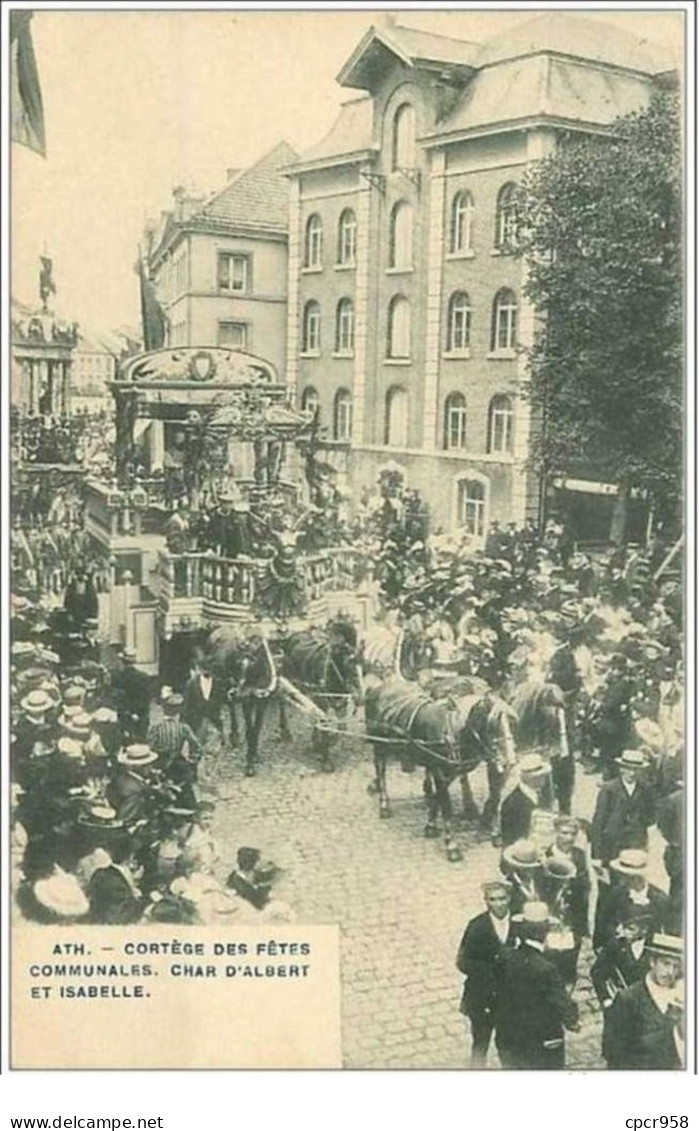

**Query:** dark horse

left=365, top=677, right=517, bottom=860
left=206, top=628, right=277, bottom=777
left=278, top=618, right=364, bottom=771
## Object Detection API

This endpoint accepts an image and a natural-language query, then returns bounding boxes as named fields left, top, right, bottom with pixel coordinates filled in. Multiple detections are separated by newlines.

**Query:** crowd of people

left=10, top=633, right=293, bottom=929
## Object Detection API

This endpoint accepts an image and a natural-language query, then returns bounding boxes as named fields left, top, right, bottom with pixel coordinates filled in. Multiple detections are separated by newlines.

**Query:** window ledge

left=218, top=288, right=248, bottom=296
left=442, top=349, right=471, bottom=360
left=487, top=349, right=517, bottom=360
left=334, top=263, right=356, bottom=272
left=384, top=357, right=412, bottom=366
left=385, top=266, right=413, bottom=275
left=446, top=250, right=475, bottom=261
left=300, top=350, right=321, bottom=359
left=332, top=351, right=354, bottom=360
left=490, top=248, right=516, bottom=257
left=301, top=266, right=323, bottom=275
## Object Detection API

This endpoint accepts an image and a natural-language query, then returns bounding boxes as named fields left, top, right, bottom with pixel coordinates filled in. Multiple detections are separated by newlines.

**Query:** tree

left=518, top=91, right=682, bottom=542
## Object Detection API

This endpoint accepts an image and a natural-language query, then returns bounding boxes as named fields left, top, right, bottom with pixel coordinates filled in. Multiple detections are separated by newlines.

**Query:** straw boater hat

left=57, top=737, right=85, bottom=759
left=59, top=713, right=92, bottom=740
left=645, top=933, right=683, bottom=961
left=62, top=683, right=87, bottom=708
left=20, top=688, right=54, bottom=715
left=77, top=803, right=124, bottom=830
left=91, top=706, right=118, bottom=725
left=518, top=753, right=549, bottom=777
left=33, top=869, right=89, bottom=919
left=513, top=900, right=552, bottom=927
left=610, top=848, right=649, bottom=877
left=615, top=749, right=649, bottom=770
left=502, top=838, right=542, bottom=871
left=117, top=743, right=158, bottom=767
left=121, top=647, right=138, bottom=664
left=542, top=856, right=577, bottom=881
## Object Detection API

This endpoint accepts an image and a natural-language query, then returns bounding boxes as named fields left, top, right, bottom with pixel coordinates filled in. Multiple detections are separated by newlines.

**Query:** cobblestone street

left=204, top=708, right=621, bottom=1071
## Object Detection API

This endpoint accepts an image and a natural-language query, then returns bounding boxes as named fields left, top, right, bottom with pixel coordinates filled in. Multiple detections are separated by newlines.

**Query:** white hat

left=117, top=743, right=158, bottom=767
left=34, top=869, right=89, bottom=919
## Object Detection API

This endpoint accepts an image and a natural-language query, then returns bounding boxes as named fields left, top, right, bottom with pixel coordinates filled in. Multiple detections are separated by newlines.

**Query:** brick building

left=286, top=14, right=672, bottom=540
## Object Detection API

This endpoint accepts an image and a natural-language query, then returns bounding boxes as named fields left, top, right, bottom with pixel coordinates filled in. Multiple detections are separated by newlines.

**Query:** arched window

left=301, top=386, right=320, bottom=418
left=304, top=213, right=323, bottom=268
left=385, top=385, right=409, bottom=447
left=337, top=209, right=357, bottom=266
left=334, top=388, right=352, bottom=441
left=488, top=394, right=514, bottom=454
left=446, top=291, right=472, bottom=352
left=388, top=201, right=413, bottom=270
left=458, top=479, right=486, bottom=538
left=392, top=103, right=415, bottom=170
left=335, top=298, right=355, bottom=354
left=495, top=183, right=519, bottom=251
left=444, top=393, right=467, bottom=450
left=387, top=295, right=411, bottom=359
left=491, top=289, right=518, bottom=352
left=450, top=191, right=474, bottom=254
left=302, top=300, right=321, bottom=353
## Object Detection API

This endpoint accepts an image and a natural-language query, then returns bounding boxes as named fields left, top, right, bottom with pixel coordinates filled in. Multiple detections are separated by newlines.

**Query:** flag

left=10, top=11, right=46, bottom=157
left=137, top=252, right=167, bottom=351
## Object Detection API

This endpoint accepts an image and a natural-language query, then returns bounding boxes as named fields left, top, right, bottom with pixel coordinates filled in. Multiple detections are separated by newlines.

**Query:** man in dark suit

left=597, top=849, right=672, bottom=950
left=110, top=647, right=152, bottom=741
left=603, top=933, right=684, bottom=1069
left=88, top=842, right=144, bottom=925
left=541, top=816, right=591, bottom=988
left=591, top=749, right=656, bottom=866
left=591, top=905, right=652, bottom=1009
left=182, top=660, right=227, bottom=747
left=493, top=901, right=579, bottom=1069
left=456, top=880, right=516, bottom=1067
left=500, top=753, right=550, bottom=848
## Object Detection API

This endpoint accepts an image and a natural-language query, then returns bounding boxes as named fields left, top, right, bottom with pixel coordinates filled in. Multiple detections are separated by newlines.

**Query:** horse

left=508, top=678, right=573, bottom=814
left=277, top=618, right=364, bottom=771
left=365, top=676, right=517, bottom=860
left=205, top=627, right=277, bottom=777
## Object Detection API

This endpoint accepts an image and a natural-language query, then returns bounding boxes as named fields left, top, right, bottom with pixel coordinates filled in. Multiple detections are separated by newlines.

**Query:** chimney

left=172, top=185, right=204, bottom=222
left=379, top=12, right=397, bottom=29
left=226, top=167, right=241, bottom=183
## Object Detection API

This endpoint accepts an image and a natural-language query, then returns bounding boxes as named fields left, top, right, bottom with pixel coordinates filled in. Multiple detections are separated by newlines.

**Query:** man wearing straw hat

left=500, top=753, right=550, bottom=848
left=599, top=849, right=672, bottom=950
left=602, top=933, right=684, bottom=1069
left=493, top=901, right=579, bottom=1069
left=456, top=879, right=516, bottom=1067
left=590, top=749, right=656, bottom=867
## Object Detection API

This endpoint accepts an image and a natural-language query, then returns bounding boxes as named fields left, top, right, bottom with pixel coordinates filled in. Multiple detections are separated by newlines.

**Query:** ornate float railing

left=155, top=545, right=362, bottom=627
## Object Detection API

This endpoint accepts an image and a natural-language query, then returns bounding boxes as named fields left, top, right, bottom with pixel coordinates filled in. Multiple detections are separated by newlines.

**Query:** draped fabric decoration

left=10, top=11, right=46, bottom=157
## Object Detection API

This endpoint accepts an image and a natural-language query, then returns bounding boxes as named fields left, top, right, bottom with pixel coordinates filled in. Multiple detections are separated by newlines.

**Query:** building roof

left=338, top=22, right=478, bottom=89
left=424, top=53, right=656, bottom=142
left=474, top=12, right=675, bottom=75
left=291, top=97, right=374, bottom=168
left=192, top=140, right=299, bottom=234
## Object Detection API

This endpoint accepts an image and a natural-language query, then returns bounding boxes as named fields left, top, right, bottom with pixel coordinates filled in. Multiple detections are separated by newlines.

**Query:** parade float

left=82, top=345, right=371, bottom=678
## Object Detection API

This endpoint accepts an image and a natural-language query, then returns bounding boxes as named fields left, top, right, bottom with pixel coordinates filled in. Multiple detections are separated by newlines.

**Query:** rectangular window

left=217, top=253, right=249, bottom=293
left=217, top=321, right=248, bottom=349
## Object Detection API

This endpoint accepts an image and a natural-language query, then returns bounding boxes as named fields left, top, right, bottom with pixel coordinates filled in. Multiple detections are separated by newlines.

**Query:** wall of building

left=292, top=61, right=544, bottom=536
left=155, top=230, right=289, bottom=377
